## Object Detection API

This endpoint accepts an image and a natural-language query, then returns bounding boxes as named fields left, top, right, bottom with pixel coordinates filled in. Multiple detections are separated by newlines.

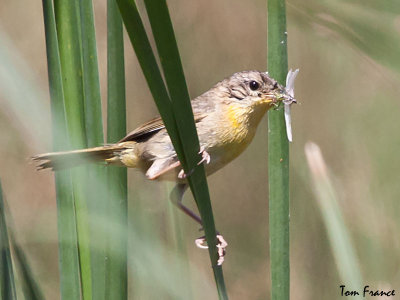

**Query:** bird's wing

left=119, top=113, right=207, bottom=143
left=119, top=116, right=166, bottom=142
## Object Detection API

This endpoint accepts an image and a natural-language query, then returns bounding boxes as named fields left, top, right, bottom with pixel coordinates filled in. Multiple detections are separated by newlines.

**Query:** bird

left=33, top=70, right=297, bottom=264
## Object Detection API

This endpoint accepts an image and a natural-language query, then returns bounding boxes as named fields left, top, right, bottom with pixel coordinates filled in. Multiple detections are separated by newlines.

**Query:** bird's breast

left=198, top=103, right=269, bottom=174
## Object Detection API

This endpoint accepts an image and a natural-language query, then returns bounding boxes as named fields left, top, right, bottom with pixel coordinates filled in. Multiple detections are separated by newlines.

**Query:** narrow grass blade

left=305, top=142, right=363, bottom=294
left=0, top=182, right=17, bottom=300
left=3, top=206, right=45, bottom=300
left=267, top=0, right=290, bottom=299
left=0, top=185, right=45, bottom=300
left=79, top=1, right=108, bottom=298
left=107, top=0, right=126, bottom=144
left=54, top=0, right=92, bottom=298
left=105, top=0, right=128, bottom=298
left=41, top=0, right=81, bottom=298
left=54, top=0, right=87, bottom=148
left=115, top=0, right=186, bottom=163
left=10, top=236, right=44, bottom=300
left=142, top=3, right=227, bottom=298
left=116, top=1, right=227, bottom=296
left=79, top=0, right=104, bottom=148
left=142, top=0, right=198, bottom=171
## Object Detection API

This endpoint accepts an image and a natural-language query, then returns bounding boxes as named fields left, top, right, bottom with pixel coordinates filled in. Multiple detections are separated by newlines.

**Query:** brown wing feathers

left=119, top=113, right=207, bottom=143
left=119, top=117, right=166, bottom=143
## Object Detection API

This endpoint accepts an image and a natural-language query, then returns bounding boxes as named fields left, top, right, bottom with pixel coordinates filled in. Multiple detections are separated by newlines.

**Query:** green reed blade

left=79, top=0, right=108, bottom=298
left=0, top=181, right=17, bottom=300
left=142, top=4, right=227, bottom=298
left=54, top=0, right=92, bottom=298
left=42, top=0, right=81, bottom=298
left=105, top=0, right=128, bottom=298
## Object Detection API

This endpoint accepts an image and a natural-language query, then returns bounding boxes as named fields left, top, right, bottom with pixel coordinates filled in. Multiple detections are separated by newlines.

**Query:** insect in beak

left=284, top=69, right=299, bottom=142
left=268, top=70, right=299, bottom=141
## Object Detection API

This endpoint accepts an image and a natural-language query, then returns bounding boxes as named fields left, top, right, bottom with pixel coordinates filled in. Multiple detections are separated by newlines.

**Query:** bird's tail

left=32, top=142, right=137, bottom=171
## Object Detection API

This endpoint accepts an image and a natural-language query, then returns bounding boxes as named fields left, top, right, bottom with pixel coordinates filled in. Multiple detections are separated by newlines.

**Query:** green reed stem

left=105, top=0, right=128, bottom=298
left=115, top=0, right=186, bottom=163
left=143, top=2, right=227, bottom=298
left=79, top=0, right=107, bottom=298
left=5, top=206, right=45, bottom=300
left=54, top=0, right=92, bottom=298
left=0, top=181, right=17, bottom=300
left=116, top=0, right=227, bottom=298
left=42, top=0, right=81, bottom=298
left=267, top=0, right=290, bottom=299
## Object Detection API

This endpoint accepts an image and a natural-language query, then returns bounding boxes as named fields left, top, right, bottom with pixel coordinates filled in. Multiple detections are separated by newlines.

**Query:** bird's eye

left=249, top=81, right=260, bottom=91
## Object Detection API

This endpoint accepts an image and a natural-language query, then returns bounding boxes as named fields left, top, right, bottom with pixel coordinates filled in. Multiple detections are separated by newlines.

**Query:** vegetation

left=1, top=0, right=399, bottom=299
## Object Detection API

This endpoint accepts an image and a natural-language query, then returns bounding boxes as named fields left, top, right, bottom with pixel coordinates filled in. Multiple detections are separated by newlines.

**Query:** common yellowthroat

left=33, top=70, right=297, bottom=264
left=34, top=70, right=295, bottom=176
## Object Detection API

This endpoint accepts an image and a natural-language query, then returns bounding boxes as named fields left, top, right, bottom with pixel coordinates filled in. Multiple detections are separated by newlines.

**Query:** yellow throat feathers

left=226, top=102, right=270, bottom=143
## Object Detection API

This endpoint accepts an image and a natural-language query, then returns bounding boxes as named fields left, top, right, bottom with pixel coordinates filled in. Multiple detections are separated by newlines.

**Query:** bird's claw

left=178, top=169, right=187, bottom=179
left=195, top=234, right=228, bottom=266
left=178, top=147, right=210, bottom=179
left=198, top=146, right=211, bottom=165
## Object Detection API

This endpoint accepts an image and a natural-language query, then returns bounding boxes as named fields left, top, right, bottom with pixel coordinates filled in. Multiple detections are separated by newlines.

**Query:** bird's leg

left=170, top=183, right=202, bottom=226
left=178, top=146, right=210, bottom=179
left=170, top=183, right=228, bottom=265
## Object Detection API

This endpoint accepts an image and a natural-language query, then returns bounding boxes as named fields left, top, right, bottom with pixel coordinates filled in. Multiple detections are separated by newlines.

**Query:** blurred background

left=1, top=0, right=400, bottom=299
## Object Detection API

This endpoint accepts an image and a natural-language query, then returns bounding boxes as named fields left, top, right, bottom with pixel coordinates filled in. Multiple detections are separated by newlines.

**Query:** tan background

left=1, top=0, right=400, bottom=299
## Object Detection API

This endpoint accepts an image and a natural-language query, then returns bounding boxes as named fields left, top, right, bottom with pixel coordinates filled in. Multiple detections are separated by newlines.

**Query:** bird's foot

left=198, top=146, right=211, bottom=165
left=178, top=147, right=210, bottom=179
left=195, top=234, right=228, bottom=266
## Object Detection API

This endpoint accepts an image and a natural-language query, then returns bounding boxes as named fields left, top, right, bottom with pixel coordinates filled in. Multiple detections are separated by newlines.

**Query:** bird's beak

left=273, top=90, right=297, bottom=105
left=259, top=92, right=279, bottom=105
